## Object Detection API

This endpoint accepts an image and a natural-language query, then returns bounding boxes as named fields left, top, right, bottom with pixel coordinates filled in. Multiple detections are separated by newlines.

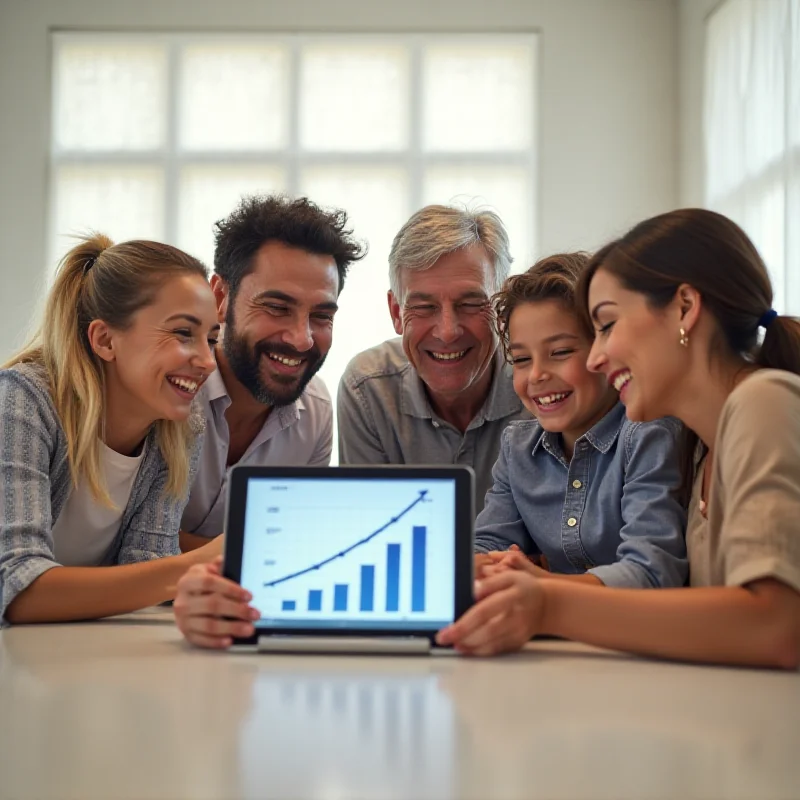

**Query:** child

left=473, top=253, right=688, bottom=589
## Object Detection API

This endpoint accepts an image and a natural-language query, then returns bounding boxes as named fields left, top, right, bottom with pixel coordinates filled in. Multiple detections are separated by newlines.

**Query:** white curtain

left=705, top=0, right=800, bottom=313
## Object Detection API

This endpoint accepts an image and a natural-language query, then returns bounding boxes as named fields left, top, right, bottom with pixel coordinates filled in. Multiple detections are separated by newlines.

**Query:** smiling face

left=92, top=273, right=219, bottom=426
left=217, top=241, right=339, bottom=407
left=508, top=299, right=617, bottom=448
left=388, top=244, right=498, bottom=407
left=586, top=268, right=687, bottom=422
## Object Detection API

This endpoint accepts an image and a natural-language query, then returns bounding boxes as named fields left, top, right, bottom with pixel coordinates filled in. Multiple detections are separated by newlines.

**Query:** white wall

left=678, top=0, right=720, bottom=206
left=0, top=0, right=679, bottom=360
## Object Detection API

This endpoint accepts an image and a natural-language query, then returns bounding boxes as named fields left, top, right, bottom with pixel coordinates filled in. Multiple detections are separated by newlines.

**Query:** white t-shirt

left=52, top=443, right=145, bottom=566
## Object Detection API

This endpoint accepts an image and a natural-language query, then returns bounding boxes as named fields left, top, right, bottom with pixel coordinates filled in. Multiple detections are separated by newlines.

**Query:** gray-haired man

left=337, top=204, right=529, bottom=512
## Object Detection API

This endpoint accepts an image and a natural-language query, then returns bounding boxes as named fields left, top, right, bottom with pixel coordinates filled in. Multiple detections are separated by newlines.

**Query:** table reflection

left=239, top=666, right=455, bottom=800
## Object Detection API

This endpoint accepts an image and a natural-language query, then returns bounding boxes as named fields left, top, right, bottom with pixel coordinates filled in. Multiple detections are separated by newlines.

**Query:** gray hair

left=388, top=204, right=513, bottom=301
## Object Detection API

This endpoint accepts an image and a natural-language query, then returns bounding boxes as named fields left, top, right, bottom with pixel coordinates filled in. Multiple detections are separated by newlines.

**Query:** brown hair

left=577, top=208, right=800, bottom=373
left=214, top=194, right=367, bottom=297
left=4, top=233, right=210, bottom=505
left=493, top=252, right=591, bottom=361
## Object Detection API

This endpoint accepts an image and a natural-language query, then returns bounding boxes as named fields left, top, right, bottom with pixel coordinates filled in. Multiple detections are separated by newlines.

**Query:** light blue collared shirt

left=181, top=368, right=332, bottom=537
left=474, top=403, right=688, bottom=588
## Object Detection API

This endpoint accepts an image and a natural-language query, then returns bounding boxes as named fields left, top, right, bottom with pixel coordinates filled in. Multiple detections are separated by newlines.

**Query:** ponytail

left=755, top=314, right=800, bottom=375
left=5, top=234, right=113, bottom=504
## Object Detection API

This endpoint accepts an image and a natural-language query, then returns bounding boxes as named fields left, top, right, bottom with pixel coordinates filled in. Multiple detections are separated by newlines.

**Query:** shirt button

left=567, top=517, right=577, bottom=527
left=572, top=480, right=582, bottom=489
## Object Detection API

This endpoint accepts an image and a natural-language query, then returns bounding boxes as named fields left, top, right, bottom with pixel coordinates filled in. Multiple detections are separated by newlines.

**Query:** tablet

left=222, top=465, right=475, bottom=651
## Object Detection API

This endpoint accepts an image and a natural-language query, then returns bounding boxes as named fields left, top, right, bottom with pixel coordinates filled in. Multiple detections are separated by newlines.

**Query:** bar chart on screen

left=239, top=478, right=457, bottom=628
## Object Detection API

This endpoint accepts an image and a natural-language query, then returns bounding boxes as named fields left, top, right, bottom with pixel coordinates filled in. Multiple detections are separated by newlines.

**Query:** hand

left=436, top=570, right=546, bottom=656
left=474, top=552, right=507, bottom=579
left=173, top=556, right=260, bottom=649
left=486, top=546, right=551, bottom=579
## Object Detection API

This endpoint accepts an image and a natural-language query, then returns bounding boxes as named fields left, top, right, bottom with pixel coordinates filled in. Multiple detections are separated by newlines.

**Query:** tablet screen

left=239, top=477, right=457, bottom=631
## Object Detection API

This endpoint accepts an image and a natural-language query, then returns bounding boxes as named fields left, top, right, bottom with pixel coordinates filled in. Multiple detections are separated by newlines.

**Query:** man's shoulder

left=341, top=338, right=410, bottom=389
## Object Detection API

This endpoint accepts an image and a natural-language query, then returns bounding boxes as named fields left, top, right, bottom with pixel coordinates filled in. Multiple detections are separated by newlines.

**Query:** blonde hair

left=4, top=233, right=209, bottom=505
left=388, top=204, right=512, bottom=302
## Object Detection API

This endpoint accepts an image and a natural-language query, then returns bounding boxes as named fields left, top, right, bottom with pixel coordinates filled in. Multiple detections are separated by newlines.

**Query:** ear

left=674, top=283, right=702, bottom=333
left=210, top=274, right=229, bottom=325
left=86, top=319, right=116, bottom=363
left=388, top=290, right=403, bottom=336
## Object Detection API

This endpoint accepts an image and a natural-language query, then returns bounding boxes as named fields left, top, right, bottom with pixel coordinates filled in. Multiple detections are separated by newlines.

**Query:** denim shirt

left=474, top=403, right=688, bottom=588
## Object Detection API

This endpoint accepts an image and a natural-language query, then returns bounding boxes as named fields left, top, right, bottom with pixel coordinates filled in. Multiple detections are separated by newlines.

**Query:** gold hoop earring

left=679, top=327, right=689, bottom=347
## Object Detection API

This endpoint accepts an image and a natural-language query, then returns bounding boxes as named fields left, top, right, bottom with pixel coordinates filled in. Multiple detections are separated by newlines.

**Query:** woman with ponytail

left=0, top=234, right=222, bottom=625
left=437, top=209, right=800, bottom=669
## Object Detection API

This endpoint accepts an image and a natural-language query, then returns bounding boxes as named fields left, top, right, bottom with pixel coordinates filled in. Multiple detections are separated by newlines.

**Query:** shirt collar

left=204, top=367, right=306, bottom=421
left=531, top=401, right=626, bottom=459
left=400, top=347, right=523, bottom=423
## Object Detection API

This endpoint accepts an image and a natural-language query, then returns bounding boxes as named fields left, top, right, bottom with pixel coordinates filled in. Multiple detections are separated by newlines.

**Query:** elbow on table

left=764, top=623, right=800, bottom=671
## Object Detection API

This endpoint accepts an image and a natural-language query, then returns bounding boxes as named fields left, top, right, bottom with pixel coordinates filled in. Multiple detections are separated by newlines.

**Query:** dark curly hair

left=213, top=194, right=367, bottom=296
left=493, top=252, right=591, bottom=362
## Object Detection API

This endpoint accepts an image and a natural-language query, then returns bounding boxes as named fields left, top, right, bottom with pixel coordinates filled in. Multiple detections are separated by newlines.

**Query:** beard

left=223, top=306, right=326, bottom=408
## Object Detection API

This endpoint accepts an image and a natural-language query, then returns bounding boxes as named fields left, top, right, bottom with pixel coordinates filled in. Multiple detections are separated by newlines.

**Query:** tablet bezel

left=223, top=465, right=474, bottom=647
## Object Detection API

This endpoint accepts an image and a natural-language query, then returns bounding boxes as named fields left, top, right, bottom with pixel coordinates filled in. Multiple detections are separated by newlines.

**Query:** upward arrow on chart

left=263, top=490, right=429, bottom=588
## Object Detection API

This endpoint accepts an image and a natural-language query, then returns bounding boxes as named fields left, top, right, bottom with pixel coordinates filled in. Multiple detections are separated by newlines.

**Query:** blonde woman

left=0, top=234, right=223, bottom=625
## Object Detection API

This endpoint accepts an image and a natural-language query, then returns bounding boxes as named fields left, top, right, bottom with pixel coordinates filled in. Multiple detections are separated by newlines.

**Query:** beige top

left=687, top=369, right=800, bottom=591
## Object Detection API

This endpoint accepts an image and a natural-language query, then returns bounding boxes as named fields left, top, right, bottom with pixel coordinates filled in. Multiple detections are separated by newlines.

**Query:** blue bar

left=360, top=565, right=375, bottom=611
left=386, top=543, right=400, bottom=612
left=333, top=584, right=348, bottom=612
left=412, top=526, right=427, bottom=612
left=281, top=600, right=296, bottom=611
left=308, top=589, right=322, bottom=611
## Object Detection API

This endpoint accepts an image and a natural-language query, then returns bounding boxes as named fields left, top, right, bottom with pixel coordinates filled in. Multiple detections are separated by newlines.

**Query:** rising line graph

left=262, top=490, right=429, bottom=588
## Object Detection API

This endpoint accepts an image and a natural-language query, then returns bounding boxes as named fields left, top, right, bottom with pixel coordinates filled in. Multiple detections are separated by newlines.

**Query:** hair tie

left=82, top=257, right=96, bottom=276
left=758, top=308, right=778, bottom=329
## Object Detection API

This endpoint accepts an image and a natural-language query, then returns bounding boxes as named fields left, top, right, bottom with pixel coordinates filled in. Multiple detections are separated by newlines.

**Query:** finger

left=182, top=615, right=256, bottom=640
left=457, top=608, right=511, bottom=651
left=185, top=631, right=233, bottom=650
left=461, top=628, right=526, bottom=657
left=474, top=570, right=528, bottom=601
left=437, top=580, right=521, bottom=644
left=179, top=569, right=251, bottom=601
left=178, top=595, right=259, bottom=622
left=540, top=555, right=550, bottom=571
left=509, top=544, right=521, bottom=552
left=482, top=562, right=512, bottom=577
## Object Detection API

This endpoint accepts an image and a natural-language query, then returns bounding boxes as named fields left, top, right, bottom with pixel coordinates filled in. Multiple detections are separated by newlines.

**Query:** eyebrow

left=405, top=290, right=488, bottom=303
left=590, top=301, right=617, bottom=322
left=253, top=290, right=339, bottom=312
left=507, top=333, right=581, bottom=350
left=165, top=314, right=220, bottom=331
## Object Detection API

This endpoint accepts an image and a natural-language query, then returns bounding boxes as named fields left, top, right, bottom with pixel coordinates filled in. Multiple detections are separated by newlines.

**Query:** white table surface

left=0, top=608, right=798, bottom=800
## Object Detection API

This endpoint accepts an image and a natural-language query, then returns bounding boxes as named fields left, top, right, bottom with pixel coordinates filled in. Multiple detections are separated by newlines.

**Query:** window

left=704, top=0, right=800, bottom=313
left=50, top=33, right=538, bottom=460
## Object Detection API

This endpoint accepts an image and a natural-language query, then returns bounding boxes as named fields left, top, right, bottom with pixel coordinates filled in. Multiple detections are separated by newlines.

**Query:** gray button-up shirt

left=474, top=403, right=689, bottom=588
left=181, top=369, right=332, bottom=537
left=337, top=338, right=529, bottom=512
